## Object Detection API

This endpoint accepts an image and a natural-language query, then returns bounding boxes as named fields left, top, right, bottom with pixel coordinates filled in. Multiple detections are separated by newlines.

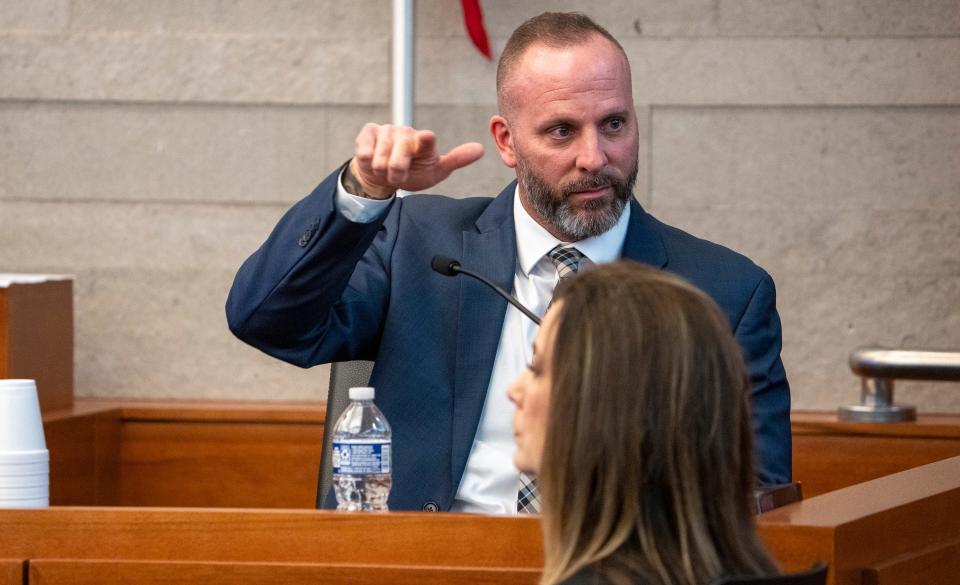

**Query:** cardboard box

left=0, top=275, right=74, bottom=412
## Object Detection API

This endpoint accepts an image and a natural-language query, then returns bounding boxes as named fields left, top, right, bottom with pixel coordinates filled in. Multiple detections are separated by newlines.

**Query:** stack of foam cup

left=0, top=379, right=49, bottom=508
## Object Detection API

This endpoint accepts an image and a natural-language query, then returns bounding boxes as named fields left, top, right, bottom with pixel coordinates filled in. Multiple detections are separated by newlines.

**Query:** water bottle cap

left=348, top=386, right=375, bottom=400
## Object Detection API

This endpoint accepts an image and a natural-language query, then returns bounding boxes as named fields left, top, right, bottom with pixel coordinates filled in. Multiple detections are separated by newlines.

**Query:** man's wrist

left=344, top=160, right=395, bottom=200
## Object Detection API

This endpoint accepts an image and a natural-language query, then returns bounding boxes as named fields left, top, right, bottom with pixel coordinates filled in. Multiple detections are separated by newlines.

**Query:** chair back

left=753, top=482, right=803, bottom=513
left=315, top=360, right=375, bottom=507
left=710, top=563, right=827, bottom=585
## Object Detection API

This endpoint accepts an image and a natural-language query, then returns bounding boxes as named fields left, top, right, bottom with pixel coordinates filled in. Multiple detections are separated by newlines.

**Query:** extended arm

left=225, top=124, right=484, bottom=368
left=225, top=164, right=395, bottom=367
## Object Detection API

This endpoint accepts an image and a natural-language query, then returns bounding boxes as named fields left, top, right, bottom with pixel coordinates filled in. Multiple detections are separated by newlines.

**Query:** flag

left=461, top=0, right=492, bottom=60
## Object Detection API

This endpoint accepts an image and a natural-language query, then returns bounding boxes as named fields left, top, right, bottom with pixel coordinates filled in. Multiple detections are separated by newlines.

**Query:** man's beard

left=516, top=154, right=638, bottom=242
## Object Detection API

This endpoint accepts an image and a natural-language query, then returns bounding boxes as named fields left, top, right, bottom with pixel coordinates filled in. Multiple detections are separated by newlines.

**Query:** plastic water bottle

left=332, top=387, right=392, bottom=511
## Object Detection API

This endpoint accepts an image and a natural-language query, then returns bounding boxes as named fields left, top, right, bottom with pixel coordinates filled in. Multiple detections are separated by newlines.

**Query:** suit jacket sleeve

left=734, top=272, right=792, bottom=486
left=225, top=165, right=398, bottom=367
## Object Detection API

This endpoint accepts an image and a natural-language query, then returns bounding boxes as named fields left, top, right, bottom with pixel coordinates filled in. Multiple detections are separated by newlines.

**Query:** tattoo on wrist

left=343, top=165, right=372, bottom=198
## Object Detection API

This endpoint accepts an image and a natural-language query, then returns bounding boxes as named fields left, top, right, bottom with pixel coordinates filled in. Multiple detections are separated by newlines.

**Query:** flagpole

left=392, top=0, right=414, bottom=127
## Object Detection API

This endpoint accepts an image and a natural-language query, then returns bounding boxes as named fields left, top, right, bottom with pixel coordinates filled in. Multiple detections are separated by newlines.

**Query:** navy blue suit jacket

left=226, top=167, right=792, bottom=511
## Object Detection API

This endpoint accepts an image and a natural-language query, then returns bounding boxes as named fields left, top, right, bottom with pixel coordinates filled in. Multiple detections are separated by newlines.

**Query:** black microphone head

left=430, top=255, right=461, bottom=276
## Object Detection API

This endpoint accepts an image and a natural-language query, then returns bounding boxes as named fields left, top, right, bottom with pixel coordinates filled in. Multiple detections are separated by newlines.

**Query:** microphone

left=431, top=255, right=542, bottom=326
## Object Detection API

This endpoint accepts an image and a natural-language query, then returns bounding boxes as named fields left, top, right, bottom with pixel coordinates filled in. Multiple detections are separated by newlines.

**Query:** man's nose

left=576, top=131, right=607, bottom=173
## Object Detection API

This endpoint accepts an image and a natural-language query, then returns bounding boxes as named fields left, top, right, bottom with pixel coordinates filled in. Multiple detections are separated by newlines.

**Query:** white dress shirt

left=335, top=177, right=631, bottom=513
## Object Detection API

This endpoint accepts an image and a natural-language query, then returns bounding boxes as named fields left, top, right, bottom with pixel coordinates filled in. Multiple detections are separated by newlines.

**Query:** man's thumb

left=439, top=142, right=485, bottom=173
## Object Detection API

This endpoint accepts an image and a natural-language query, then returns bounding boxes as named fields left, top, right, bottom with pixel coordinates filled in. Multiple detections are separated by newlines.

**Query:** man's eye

left=550, top=126, right=571, bottom=138
left=606, top=118, right=624, bottom=131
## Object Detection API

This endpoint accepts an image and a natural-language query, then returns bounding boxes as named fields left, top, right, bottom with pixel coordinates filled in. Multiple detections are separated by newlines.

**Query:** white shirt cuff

left=335, top=168, right=394, bottom=223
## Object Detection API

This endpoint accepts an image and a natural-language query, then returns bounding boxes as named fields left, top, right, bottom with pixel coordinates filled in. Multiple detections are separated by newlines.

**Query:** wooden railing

left=791, top=410, right=960, bottom=497
left=0, top=401, right=948, bottom=584
left=1, top=455, right=959, bottom=585
left=1, top=508, right=544, bottom=585
left=758, top=455, right=960, bottom=584
left=42, top=401, right=960, bottom=508
left=43, top=400, right=325, bottom=508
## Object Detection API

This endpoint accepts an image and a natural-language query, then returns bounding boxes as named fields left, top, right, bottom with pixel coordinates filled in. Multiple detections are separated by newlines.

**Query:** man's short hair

left=496, top=12, right=627, bottom=114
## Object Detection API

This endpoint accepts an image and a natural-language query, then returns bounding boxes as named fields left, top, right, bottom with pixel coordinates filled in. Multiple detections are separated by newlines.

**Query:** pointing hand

left=347, top=123, right=485, bottom=199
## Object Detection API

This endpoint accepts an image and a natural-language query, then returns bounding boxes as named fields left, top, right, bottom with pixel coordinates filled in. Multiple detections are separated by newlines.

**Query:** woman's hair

left=539, top=262, right=778, bottom=585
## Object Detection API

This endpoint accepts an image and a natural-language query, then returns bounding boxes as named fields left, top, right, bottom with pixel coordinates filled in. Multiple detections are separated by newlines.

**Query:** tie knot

left=548, top=246, right=583, bottom=279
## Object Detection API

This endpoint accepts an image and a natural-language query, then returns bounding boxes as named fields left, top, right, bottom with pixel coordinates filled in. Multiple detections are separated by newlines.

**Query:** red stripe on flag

left=461, top=0, right=492, bottom=60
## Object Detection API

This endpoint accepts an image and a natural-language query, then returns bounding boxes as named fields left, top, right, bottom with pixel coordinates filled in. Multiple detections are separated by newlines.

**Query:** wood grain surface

left=0, top=280, right=74, bottom=412
left=791, top=411, right=960, bottom=497
left=862, top=538, right=960, bottom=585
left=0, top=509, right=544, bottom=567
left=42, top=403, right=960, bottom=509
left=2, top=456, right=959, bottom=585
left=759, top=455, right=960, bottom=585
left=0, top=560, right=23, bottom=585
left=117, top=419, right=323, bottom=508
left=29, top=559, right=540, bottom=585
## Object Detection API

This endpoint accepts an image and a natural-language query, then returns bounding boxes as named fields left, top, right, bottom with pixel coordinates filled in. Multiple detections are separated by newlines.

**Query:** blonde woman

left=508, top=262, right=779, bottom=585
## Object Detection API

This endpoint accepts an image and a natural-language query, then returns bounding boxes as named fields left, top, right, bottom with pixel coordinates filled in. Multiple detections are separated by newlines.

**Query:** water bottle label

left=332, top=440, right=391, bottom=474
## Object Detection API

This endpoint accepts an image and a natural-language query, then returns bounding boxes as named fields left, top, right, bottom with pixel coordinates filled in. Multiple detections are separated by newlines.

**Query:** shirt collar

left=513, top=186, right=631, bottom=276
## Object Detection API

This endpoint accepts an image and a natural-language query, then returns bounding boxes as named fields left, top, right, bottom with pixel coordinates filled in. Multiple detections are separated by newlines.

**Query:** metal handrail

left=840, top=346, right=960, bottom=423
left=849, top=348, right=960, bottom=382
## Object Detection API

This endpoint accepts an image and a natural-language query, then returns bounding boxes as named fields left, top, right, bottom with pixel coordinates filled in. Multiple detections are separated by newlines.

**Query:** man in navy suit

left=226, top=12, right=791, bottom=512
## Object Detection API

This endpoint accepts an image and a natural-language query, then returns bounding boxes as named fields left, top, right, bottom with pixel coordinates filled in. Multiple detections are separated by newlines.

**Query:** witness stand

left=7, top=279, right=960, bottom=584
left=0, top=455, right=959, bottom=585
left=1, top=396, right=959, bottom=585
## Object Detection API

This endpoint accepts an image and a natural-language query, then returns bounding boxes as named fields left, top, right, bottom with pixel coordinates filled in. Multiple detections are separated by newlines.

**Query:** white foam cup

left=0, top=496, right=48, bottom=508
left=0, top=379, right=47, bottom=452
left=0, top=462, right=48, bottom=476
left=0, top=483, right=49, bottom=499
left=0, top=449, right=49, bottom=464
left=0, top=473, right=49, bottom=488
left=0, top=450, right=49, bottom=477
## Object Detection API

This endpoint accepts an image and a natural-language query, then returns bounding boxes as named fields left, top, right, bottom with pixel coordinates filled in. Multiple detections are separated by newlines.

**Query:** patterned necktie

left=548, top=245, right=583, bottom=280
left=517, top=245, right=584, bottom=514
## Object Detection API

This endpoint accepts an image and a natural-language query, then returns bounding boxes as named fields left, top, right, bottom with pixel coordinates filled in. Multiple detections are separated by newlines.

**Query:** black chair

left=711, top=563, right=828, bottom=585
left=753, top=482, right=803, bottom=514
left=315, top=360, right=375, bottom=508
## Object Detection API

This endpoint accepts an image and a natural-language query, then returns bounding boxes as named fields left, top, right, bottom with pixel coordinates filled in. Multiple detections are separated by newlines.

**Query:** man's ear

left=489, top=115, right=517, bottom=168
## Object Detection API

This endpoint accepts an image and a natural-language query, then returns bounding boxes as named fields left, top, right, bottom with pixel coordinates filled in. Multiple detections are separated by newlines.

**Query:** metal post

left=392, top=0, right=414, bottom=127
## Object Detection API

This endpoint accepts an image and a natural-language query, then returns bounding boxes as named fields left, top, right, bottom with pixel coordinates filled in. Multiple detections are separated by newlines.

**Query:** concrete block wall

left=1, top=1, right=958, bottom=412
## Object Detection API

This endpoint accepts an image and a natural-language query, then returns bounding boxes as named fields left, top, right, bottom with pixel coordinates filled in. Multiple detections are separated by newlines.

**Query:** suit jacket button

left=298, top=230, right=312, bottom=247
left=422, top=501, right=439, bottom=512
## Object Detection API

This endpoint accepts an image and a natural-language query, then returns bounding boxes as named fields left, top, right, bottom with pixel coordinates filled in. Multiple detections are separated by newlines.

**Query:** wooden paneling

left=0, top=560, right=22, bottom=585
left=791, top=412, right=960, bottom=497
left=117, top=419, right=323, bottom=508
left=115, top=401, right=325, bottom=424
left=43, top=401, right=325, bottom=509
left=0, top=509, right=544, bottom=568
left=43, top=407, right=121, bottom=506
left=29, top=560, right=540, bottom=585
left=0, top=279, right=74, bottom=412
left=0, top=291, right=8, bottom=379
left=38, top=403, right=960, bottom=509
left=2, top=458, right=960, bottom=585
left=759, top=456, right=960, bottom=585
left=862, top=539, right=960, bottom=585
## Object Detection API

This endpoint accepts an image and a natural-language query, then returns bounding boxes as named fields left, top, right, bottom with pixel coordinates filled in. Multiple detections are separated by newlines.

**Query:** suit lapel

left=622, top=199, right=668, bottom=268
left=451, top=183, right=517, bottom=492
